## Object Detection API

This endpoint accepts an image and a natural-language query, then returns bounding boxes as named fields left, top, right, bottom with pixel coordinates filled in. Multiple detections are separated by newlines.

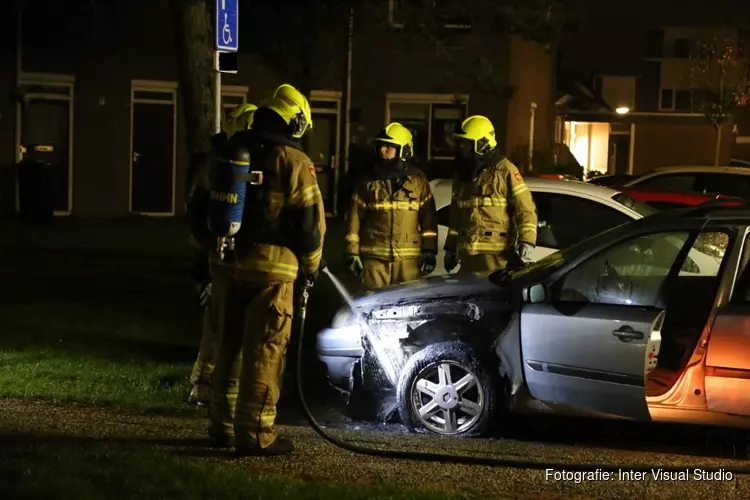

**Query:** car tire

left=396, top=341, right=498, bottom=438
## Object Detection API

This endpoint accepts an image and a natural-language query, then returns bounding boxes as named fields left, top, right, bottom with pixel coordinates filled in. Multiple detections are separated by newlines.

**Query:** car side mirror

left=523, top=283, right=546, bottom=304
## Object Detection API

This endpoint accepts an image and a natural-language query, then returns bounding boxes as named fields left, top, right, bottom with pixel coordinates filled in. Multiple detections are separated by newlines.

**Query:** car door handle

left=612, top=326, right=644, bottom=342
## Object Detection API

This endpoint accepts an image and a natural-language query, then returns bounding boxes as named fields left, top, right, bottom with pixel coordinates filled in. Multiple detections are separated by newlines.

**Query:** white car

left=427, top=177, right=659, bottom=276
left=621, top=165, right=750, bottom=199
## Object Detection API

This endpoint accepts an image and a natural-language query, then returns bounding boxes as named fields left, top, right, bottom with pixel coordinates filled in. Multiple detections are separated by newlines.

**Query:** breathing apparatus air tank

left=207, top=141, right=261, bottom=260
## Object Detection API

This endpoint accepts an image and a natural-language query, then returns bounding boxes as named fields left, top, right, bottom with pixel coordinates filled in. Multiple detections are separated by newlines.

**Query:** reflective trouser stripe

left=209, top=280, right=293, bottom=448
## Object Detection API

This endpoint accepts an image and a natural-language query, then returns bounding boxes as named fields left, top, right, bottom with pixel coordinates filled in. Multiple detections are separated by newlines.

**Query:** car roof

left=430, top=177, right=624, bottom=204
left=648, top=165, right=750, bottom=175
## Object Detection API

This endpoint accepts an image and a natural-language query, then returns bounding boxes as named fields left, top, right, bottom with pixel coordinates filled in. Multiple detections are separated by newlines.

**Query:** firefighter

left=208, top=84, right=325, bottom=457
left=344, top=122, right=438, bottom=291
left=186, top=103, right=258, bottom=406
left=443, top=115, right=537, bottom=277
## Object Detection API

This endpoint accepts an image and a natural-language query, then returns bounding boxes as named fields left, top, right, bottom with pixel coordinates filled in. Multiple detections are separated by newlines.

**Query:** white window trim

left=387, top=0, right=471, bottom=30
left=129, top=80, right=178, bottom=217
left=659, top=87, right=675, bottom=111
left=15, top=72, right=76, bottom=216
left=309, top=90, right=343, bottom=218
left=385, top=93, right=469, bottom=161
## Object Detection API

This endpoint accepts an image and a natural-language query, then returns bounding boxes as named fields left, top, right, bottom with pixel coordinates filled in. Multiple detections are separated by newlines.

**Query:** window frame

left=659, top=88, right=675, bottom=111
left=532, top=191, right=634, bottom=251
left=385, top=93, right=469, bottom=162
left=551, top=228, right=733, bottom=307
left=388, top=0, right=472, bottom=30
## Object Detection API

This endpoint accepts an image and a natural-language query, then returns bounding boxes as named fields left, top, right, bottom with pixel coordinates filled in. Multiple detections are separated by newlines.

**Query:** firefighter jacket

left=444, top=157, right=537, bottom=256
left=211, top=139, right=326, bottom=284
left=186, top=136, right=226, bottom=283
left=345, top=166, right=438, bottom=261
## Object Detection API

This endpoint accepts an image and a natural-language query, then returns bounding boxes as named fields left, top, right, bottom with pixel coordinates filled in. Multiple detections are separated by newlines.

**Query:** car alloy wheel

left=409, top=360, right=484, bottom=435
left=397, top=341, right=498, bottom=438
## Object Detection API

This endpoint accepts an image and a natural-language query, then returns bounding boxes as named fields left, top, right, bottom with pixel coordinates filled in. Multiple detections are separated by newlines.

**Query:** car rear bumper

left=316, top=325, right=365, bottom=391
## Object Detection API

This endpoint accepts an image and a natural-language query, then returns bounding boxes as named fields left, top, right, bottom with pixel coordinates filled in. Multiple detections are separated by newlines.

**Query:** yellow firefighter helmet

left=374, top=122, right=414, bottom=160
left=453, top=115, right=497, bottom=155
left=225, top=103, right=258, bottom=138
left=265, top=84, right=313, bottom=139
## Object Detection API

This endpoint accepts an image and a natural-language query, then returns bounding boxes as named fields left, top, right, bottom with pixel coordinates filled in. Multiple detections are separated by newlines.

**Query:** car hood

left=350, top=274, right=503, bottom=312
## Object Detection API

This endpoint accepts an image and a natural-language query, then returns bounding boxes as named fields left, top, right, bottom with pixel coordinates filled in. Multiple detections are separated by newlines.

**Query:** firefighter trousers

left=189, top=305, right=232, bottom=402
left=457, top=253, right=509, bottom=278
left=362, top=257, right=420, bottom=292
left=208, top=273, right=293, bottom=448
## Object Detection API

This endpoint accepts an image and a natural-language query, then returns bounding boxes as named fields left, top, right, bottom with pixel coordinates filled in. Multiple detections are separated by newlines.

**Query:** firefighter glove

left=517, top=242, right=534, bottom=260
left=305, top=269, right=319, bottom=289
left=444, top=250, right=459, bottom=273
left=346, top=254, right=364, bottom=277
left=420, top=251, right=436, bottom=274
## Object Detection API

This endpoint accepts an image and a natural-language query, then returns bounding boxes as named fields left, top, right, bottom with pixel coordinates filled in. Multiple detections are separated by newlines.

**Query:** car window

left=679, top=231, right=729, bottom=277
left=532, top=192, right=632, bottom=250
left=697, top=173, right=750, bottom=199
left=555, top=231, right=691, bottom=307
left=635, top=174, right=699, bottom=191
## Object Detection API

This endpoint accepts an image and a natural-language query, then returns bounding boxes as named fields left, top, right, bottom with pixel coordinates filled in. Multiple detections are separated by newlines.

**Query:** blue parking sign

left=216, top=0, right=238, bottom=52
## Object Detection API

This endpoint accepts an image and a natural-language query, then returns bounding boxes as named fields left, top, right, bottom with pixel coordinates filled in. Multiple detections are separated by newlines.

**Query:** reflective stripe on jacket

left=212, top=145, right=326, bottom=283
left=444, top=158, right=537, bottom=256
left=345, top=167, right=438, bottom=261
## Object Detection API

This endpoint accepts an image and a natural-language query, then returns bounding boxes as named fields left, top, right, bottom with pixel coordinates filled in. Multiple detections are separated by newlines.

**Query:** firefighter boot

left=235, top=436, right=295, bottom=457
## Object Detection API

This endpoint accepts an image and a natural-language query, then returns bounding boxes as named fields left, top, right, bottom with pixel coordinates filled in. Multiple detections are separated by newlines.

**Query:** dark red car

left=618, top=187, right=743, bottom=210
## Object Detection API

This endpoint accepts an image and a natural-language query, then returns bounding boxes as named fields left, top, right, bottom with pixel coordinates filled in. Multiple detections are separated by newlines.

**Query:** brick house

left=558, top=24, right=750, bottom=177
left=0, top=0, right=554, bottom=218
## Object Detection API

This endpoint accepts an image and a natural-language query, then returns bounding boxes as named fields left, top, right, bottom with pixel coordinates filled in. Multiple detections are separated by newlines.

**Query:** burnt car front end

left=316, top=275, right=517, bottom=409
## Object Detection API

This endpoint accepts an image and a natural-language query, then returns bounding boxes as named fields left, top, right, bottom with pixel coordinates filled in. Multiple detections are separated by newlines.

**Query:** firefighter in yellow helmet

left=443, top=115, right=537, bottom=277
left=207, top=83, right=325, bottom=457
left=344, top=123, right=438, bottom=291
left=186, top=103, right=258, bottom=406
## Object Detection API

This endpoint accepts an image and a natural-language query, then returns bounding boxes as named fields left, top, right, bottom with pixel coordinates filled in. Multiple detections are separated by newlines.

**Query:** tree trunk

left=170, top=0, right=215, bottom=155
left=714, top=125, right=723, bottom=167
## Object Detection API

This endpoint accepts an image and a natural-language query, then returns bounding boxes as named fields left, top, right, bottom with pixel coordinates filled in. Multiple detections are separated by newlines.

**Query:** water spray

left=322, top=268, right=405, bottom=387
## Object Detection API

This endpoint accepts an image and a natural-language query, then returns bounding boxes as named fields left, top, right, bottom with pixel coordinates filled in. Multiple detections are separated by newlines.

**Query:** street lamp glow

left=615, top=107, right=630, bottom=114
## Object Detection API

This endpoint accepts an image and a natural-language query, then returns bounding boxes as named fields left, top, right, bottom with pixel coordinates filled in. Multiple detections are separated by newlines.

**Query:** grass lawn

left=0, top=444, right=475, bottom=500
left=0, top=299, right=198, bottom=413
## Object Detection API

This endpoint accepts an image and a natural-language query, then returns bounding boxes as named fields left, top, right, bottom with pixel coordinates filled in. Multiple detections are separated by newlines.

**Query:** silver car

left=317, top=202, right=748, bottom=437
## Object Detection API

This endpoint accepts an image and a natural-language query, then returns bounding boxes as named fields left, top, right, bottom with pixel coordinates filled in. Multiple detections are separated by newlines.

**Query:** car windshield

left=489, top=220, right=637, bottom=286
left=611, top=192, right=659, bottom=217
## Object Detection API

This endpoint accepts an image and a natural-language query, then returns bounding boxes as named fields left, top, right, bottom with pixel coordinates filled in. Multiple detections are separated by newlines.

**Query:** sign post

left=215, top=0, right=239, bottom=134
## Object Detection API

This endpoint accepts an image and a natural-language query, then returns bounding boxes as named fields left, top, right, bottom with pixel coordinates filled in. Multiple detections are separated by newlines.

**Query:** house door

left=130, top=84, right=177, bottom=215
left=17, top=79, right=74, bottom=214
left=608, top=134, right=631, bottom=175
left=306, top=91, right=341, bottom=217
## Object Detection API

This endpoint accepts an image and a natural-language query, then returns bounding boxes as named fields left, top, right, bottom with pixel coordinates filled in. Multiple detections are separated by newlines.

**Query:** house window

left=659, top=88, right=692, bottom=112
left=386, top=95, right=469, bottom=162
left=673, top=38, right=692, bottom=58
left=388, top=0, right=471, bottom=29
left=659, top=89, right=674, bottom=110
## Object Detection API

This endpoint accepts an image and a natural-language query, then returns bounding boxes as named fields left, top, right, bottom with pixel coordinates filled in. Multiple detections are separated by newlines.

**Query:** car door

left=520, top=230, right=694, bottom=420
left=704, top=230, right=750, bottom=416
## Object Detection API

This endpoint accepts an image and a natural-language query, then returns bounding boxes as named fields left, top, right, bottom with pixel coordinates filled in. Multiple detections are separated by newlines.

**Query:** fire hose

left=295, top=275, right=750, bottom=474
